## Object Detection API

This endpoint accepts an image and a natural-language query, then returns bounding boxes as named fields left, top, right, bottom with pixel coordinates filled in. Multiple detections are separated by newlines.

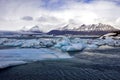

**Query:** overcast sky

left=0, top=0, right=120, bottom=32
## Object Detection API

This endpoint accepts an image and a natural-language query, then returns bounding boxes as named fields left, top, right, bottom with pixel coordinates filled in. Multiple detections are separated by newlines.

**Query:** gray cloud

left=21, top=16, right=33, bottom=21
left=37, top=15, right=61, bottom=23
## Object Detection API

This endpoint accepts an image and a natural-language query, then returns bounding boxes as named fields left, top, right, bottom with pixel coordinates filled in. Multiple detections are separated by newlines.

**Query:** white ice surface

left=0, top=48, right=71, bottom=69
left=0, top=61, right=26, bottom=69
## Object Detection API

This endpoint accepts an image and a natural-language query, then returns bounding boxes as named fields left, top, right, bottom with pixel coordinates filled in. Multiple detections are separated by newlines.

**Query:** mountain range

left=57, top=23, right=118, bottom=31
left=1, top=23, right=119, bottom=36
left=47, top=23, right=119, bottom=35
left=20, top=25, right=43, bottom=33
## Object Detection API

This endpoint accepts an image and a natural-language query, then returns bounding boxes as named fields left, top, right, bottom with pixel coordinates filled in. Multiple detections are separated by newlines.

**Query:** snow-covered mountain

left=48, top=23, right=120, bottom=35
left=20, top=26, right=28, bottom=32
left=58, top=23, right=118, bottom=31
left=29, top=25, right=42, bottom=33
left=20, top=25, right=43, bottom=33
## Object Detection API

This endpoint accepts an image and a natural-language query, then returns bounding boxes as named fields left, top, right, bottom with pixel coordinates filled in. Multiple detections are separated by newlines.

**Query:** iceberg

left=54, top=36, right=120, bottom=52
left=21, top=39, right=40, bottom=48
left=4, top=40, right=24, bottom=47
left=0, top=38, right=8, bottom=45
left=54, top=37, right=86, bottom=52
left=54, top=37, right=71, bottom=48
left=61, top=43, right=85, bottom=52
left=54, top=40, right=70, bottom=48
left=86, top=44, right=99, bottom=49
left=0, top=38, right=55, bottom=48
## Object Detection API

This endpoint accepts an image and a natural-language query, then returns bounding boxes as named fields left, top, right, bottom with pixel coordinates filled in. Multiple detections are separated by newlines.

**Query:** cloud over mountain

left=0, top=0, right=120, bottom=31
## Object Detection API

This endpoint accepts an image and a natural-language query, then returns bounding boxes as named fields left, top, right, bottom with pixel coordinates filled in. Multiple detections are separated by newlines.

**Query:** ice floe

left=0, top=48, right=71, bottom=69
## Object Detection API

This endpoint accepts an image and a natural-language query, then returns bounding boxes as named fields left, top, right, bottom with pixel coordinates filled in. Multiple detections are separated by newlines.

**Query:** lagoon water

left=0, top=47, right=120, bottom=80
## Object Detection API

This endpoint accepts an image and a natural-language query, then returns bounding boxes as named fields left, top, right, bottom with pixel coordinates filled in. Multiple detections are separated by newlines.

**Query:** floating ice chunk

left=86, top=44, right=99, bottom=49
left=41, top=40, right=55, bottom=47
left=61, top=43, right=85, bottom=52
left=4, top=40, right=24, bottom=47
left=21, top=39, right=40, bottom=48
left=55, top=37, right=90, bottom=52
left=0, top=38, right=8, bottom=45
left=103, top=38, right=115, bottom=46
left=54, top=40, right=71, bottom=48
left=54, top=37, right=71, bottom=48
left=114, top=40, right=120, bottom=47
left=72, top=38, right=87, bottom=44
left=71, top=38, right=81, bottom=43
left=90, top=39, right=106, bottom=47
left=62, top=36, right=70, bottom=42
left=104, top=37, right=114, bottom=43
left=0, top=38, right=55, bottom=48
left=99, top=45, right=114, bottom=49
left=44, top=42, right=54, bottom=47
